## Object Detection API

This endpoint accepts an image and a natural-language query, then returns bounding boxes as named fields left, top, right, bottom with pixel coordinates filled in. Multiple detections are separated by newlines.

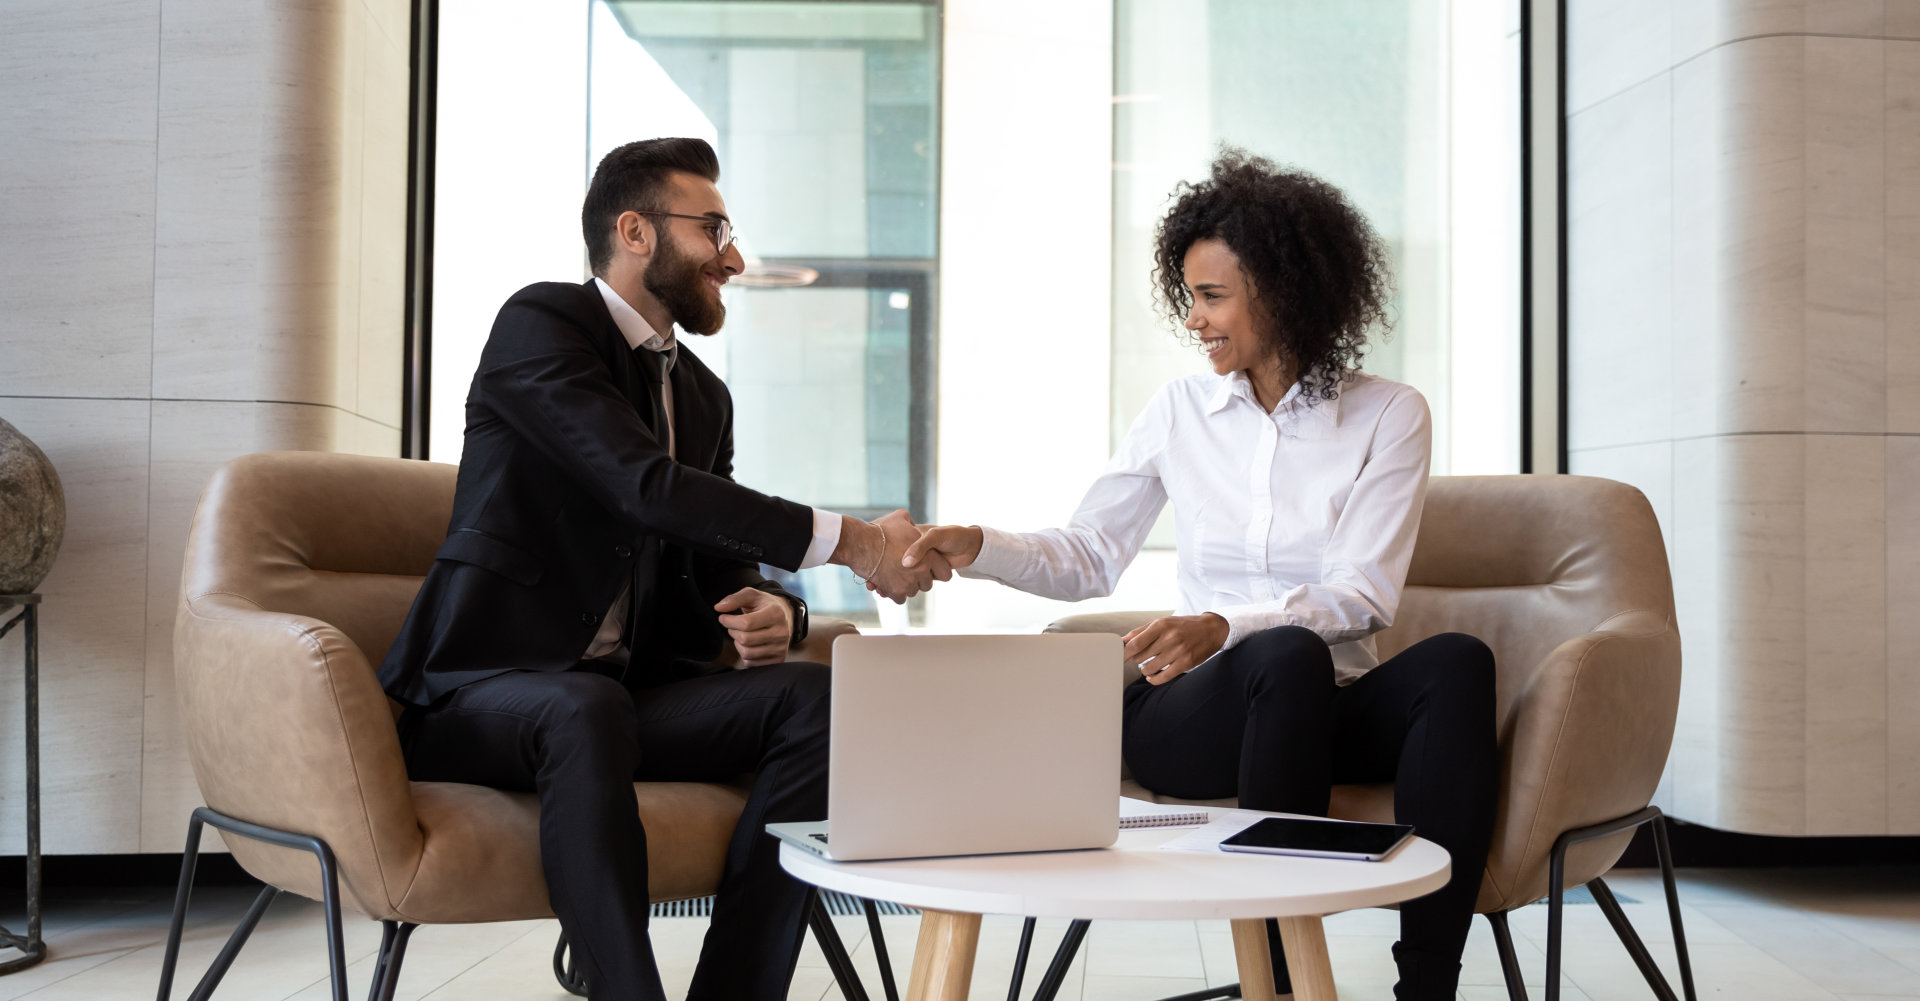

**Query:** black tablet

left=1217, top=817, right=1415, bottom=861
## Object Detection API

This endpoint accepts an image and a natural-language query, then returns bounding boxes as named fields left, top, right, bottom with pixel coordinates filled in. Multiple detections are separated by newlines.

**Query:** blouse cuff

left=961, top=525, right=1030, bottom=581
left=1212, top=601, right=1288, bottom=651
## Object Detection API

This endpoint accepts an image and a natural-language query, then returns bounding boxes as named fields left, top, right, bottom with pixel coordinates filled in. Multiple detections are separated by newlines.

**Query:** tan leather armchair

left=161, top=451, right=860, bottom=1001
left=1045, top=475, right=1695, bottom=1001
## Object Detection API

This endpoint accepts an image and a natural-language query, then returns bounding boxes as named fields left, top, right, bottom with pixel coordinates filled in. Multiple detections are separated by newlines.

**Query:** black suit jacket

left=379, top=280, right=817, bottom=706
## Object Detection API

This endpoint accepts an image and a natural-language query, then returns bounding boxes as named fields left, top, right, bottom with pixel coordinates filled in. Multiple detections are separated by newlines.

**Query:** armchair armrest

left=174, top=592, right=423, bottom=918
left=1046, top=610, right=1172, bottom=694
left=1043, top=610, right=1169, bottom=637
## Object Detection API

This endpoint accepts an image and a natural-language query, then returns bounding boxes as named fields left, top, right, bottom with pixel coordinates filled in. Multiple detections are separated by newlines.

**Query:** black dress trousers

left=401, top=659, right=831, bottom=1001
left=1121, top=625, right=1498, bottom=1001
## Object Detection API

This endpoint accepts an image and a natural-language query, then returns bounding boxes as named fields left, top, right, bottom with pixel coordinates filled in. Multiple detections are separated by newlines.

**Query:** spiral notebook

left=1119, top=796, right=1210, bottom=830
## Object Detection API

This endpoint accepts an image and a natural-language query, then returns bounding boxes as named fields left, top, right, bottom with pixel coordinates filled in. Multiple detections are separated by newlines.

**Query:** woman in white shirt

left=903, top=150, right=1497, bottom=1001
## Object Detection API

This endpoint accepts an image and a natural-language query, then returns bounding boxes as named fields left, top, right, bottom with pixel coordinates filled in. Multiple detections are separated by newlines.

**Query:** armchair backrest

left=174, top=451, right=456, bottom=917
left=1378, top=475, right=1676, bottom=733
left=1381, top=475, right=1680, bottom=910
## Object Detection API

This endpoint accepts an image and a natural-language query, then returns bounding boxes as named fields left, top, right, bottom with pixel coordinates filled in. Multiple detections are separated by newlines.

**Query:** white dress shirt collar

left=1205, top=369, right=1342, bottom=426
left=593, top=277, right=677, bottom=372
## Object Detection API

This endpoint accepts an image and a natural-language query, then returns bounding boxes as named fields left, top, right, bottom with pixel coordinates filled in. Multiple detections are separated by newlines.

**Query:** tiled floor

left=0, top=867, right=1915, bottom=1000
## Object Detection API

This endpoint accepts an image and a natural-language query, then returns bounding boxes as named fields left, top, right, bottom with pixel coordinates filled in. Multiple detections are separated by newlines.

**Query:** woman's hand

left=901, top=525, right=982, bottom=574
left=1123, top=613, right=1230, bottom=685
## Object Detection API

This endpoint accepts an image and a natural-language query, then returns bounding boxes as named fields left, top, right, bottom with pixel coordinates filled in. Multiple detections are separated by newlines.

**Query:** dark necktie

left=631, top=344, right=675, bottom=458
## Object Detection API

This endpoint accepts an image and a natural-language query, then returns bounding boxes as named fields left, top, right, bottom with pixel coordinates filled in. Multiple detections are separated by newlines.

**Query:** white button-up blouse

left=965, top=369, right=1432, bottom=684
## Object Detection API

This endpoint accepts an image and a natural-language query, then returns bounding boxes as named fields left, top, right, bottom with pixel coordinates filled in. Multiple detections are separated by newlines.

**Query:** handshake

left=830, top=511, right=985, bottom=603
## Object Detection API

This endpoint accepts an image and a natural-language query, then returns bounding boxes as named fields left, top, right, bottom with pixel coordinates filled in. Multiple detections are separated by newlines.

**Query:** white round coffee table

left=779, top=810, right=1450, bottom=1001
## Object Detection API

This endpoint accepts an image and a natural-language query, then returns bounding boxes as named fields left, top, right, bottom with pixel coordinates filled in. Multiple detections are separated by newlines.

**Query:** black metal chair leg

left=156, top=815, right=207, bottom=1001
left=366, top=922, right=397, bottom=1001
left=809, top=890, right=871, bottom=1001
left=157, top=810, right=285, bottom=1001
left=315, top=840, right=350, bottom=1001
left=1542, top=806, right=1703, bottom=1001
left=1486, top=910, right=1530, bottom=1001
left=552, top=931, right=587, bottom=996
left=1546, top=843, right=1567, bottom=1001
left=1007, top=917, right=1037, bottom=1001
left=1029, top=919, right=1089, bottom=1001
left=179, top=885, right=278, bottom=1001
left=157, top=808, right=358, bottom=1001
left=1653, top=815, right=1699, bottom=1001
left=1589, top=879, right=1680, bottom=1001
left=861, top=899, right=901, bottom=1001
left=367, top=921, right=417, bottom=1001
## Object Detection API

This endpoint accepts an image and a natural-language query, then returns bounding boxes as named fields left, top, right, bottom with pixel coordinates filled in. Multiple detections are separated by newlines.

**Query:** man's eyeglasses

left=632, top=211, right=736, bottom=254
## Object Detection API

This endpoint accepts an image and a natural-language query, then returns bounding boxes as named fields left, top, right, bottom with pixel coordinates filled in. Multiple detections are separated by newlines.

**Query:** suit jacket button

left=580, top=612, right=597, bottom=624
left=613, top=544, right=633, bottom=559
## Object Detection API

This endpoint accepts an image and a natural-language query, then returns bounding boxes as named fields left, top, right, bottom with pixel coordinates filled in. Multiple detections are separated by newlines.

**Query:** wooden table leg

left=906, top=908, right=982, bottom=1001
left=1229, top=919, right=1279, bottom=1001
left=1276, top=915, right=1337, bottom=1001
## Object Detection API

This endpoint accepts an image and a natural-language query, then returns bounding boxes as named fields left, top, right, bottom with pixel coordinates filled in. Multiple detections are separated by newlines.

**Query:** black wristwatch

left=784, top=591, right=809, bottom=646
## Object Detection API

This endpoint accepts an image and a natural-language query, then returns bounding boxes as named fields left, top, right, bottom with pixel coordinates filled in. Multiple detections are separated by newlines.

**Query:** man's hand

left=1123, top=613, right=1230, bottom=685
left=867, top=510, right=950, bottom=603
left=902, top=524, right=983, bottom=572
left=830, top=511, right=951, bottom=603
left=714, top=588, right=794, bottom=668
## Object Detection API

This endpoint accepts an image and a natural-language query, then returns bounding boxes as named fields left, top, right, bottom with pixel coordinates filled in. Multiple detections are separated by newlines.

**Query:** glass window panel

left=590, top=1, right=938, bottom=621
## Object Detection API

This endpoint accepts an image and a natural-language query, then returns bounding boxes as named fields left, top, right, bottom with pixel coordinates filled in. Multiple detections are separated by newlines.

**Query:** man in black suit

left=378, top=138, right=941, bottom=1001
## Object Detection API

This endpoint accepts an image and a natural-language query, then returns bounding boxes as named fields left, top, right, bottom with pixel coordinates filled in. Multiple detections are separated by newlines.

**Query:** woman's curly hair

left=1153, top=148, right=1393, bottom=402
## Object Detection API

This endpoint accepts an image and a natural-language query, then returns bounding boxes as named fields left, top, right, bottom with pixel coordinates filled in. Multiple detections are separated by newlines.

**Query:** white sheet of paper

left=1154, top=810, right=1267, bottom=853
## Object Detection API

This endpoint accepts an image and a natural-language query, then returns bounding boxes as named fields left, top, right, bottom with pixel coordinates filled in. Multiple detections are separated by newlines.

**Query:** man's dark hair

left=1153, top=147, right=1393, bottom=402
left=582, top=138, right=722, bottom=275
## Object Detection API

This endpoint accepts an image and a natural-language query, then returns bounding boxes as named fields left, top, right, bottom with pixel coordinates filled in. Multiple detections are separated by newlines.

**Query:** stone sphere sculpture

left=0, top=418, right=65, bottom=595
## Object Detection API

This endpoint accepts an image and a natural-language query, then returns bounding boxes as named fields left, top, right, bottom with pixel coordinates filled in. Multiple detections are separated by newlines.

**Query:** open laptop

left=767, top=633, right=1122, bottom=861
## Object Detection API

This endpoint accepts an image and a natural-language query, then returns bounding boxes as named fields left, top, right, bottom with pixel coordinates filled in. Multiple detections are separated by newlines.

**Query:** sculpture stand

left=0, top=596, right=44, bottom=973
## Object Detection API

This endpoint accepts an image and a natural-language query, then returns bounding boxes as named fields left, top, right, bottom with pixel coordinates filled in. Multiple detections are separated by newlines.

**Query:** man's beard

left=642, top=236, right=725, bottom=335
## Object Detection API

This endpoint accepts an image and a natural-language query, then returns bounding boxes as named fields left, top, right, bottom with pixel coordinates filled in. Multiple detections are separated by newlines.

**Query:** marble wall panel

left=361, top=0, right=410, bottom=53
left=1580, top=4, right=1913, bottom=835
left=1671, top=52, right=1724, bottom=440
left=1800, top=435, right=1888, bottom=832
left=1566, top=75, right=1674, bottom=452
left=0, top=0, right=159, bottom=400
left=1667, top=435, right=1725, bottom=825
left=1801, top=38, right=1887, bottom=433
left=0, top=399, right=152, bottom=854
left=1886, top=436, right=1920, bottom=832
left=250, top=0, right=349, bottom=410
left=334, top=5, right=369, bottom=419
left=356, top=21, right=412, bottom=430
left=1716, top=37, right=1808, bottom=435
left=1713, top=433, right=1811, bottom=834
left=1674, top=0, right=1892, bottom=64
left=1888, top=43, right=1920, bottom=432
left=151, top=0, right=268, bottom=402
left=1567, top=0, right=1673, bottom=114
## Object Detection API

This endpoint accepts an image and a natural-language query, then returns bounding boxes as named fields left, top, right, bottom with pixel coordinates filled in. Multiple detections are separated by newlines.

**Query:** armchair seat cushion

left=230, top=779, right=750, bottom=924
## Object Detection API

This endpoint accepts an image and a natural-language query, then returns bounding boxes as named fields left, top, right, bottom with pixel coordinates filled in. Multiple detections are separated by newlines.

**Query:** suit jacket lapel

left=665, top=354, right=718, bottom=472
